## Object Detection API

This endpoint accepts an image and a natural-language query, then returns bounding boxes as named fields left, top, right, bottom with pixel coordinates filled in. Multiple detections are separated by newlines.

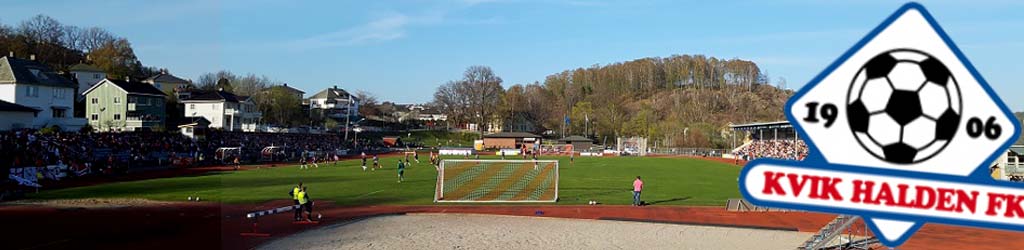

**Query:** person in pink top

left=632, top=176, right=643, bottom=206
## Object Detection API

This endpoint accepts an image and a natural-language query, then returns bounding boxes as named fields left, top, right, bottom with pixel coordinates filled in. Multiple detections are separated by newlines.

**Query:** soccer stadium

left=2, top=2, right=1024, bottom=250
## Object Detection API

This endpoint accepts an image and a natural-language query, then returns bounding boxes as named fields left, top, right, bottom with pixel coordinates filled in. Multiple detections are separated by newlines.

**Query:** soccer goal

left=434, top=159, right=559, bottom=203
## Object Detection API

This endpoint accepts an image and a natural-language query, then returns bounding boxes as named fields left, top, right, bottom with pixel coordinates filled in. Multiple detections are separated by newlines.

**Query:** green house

left=83, top=78, right=167, bottom=132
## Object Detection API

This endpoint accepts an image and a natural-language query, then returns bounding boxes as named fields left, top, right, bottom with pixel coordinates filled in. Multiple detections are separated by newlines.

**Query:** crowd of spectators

left=733, top=139, right=808, bottom=161
left=1, top=130, right=389, bottom=179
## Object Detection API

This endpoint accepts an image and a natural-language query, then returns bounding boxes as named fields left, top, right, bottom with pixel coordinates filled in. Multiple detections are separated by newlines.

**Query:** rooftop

left=483, top=132, right=541, bottom=138
left=85, top=78, right=167, bottom=96
left=68, top=63, right=103, bottom=72
left=559, top=135, right=593, bottom=142
left=265, top=83, right=305, bottom=94
left=0, top=56, right=76, bottom=88
left=143, top=71, right=190, bottom=84
left=184, top=90, right=249, bottom=103
left=0, top=99, right=40, bottom=113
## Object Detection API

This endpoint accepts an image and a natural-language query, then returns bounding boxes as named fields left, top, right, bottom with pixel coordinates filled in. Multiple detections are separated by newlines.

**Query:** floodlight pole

left=344, top=100, right=351, bottom=141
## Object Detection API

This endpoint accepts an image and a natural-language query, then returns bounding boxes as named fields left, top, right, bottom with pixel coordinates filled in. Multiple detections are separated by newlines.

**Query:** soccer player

left=397, top=160, right=406, bottom=183
left=373, top=154, right=380, bottom=169
left=632, top=176, right=644, bottom=206
left=414, top=151, right=420, bottom=163
left=311, top=155, right=319, bottom=168
left=501, top=150, right=506, bottom=160
left=361, top=152, right=368, bottom=171
left=570, top=151, right=575, bottom=165
left=299, top=153, right=308, bottom=169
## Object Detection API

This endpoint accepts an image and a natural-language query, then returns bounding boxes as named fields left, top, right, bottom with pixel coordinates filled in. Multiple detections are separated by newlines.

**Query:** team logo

left=738, top=3, right=1022, bottom=247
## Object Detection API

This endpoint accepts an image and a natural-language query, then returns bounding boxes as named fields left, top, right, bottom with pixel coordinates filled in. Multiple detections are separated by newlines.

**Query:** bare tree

left=432, top=66, right=504, bottom=135
left=17, top=15, right=64, bottom=45
left=79, top=27, right=116, bottom=52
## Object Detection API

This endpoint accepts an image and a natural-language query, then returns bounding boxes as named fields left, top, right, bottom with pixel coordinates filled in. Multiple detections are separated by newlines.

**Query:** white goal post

left=434, top=159, right=559, bottom=203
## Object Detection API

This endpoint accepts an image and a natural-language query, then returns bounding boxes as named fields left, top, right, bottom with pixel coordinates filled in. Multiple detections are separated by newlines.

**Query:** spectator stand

left=728, top=121, right=807, bottom=161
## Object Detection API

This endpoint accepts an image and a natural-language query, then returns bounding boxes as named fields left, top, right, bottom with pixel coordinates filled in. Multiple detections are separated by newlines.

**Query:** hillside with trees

left=0, top=15, right=158, bottom=78
left=435, top=55, right=793, bottom=148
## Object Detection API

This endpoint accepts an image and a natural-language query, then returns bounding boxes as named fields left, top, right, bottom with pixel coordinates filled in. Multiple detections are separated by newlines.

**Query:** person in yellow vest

left=297, top=186, right=314, bottom=222
left=289, top=182, right=303, bottom=221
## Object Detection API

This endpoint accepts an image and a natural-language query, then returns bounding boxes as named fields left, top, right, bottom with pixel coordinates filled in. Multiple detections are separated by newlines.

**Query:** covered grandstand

left=729, top=121, right=807, bottom=161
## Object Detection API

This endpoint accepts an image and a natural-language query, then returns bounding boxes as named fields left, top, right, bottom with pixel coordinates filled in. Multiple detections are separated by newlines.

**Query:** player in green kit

left=397, top=160, right=406, bottom=183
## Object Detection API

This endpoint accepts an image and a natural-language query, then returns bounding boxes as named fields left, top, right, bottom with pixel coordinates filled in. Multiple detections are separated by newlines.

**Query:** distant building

left=388, top=103, right=448, bottom=122
left=0, top=56, right=86, bottom=131
left=0, top=99, right=40, bottom=130
left=559, top=136, right=594, bottom=151
left=82, top=78, right=167, bottom=132
left=308, top=85, right=359, bottom=120
left=142, top=69, right=192, bottom=98
left=482, top=132, right=541, bottom=149
left=68, top=63, right=106, bottom=100
left=182, top=90, right=261, bottom=132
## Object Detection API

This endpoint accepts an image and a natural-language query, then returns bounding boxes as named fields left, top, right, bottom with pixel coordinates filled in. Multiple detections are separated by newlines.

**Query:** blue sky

left=2, top=0, right=1021, bottom=111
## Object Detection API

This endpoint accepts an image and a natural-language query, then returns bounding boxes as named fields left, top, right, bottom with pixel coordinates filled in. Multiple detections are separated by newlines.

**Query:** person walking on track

left=632, top=176, right=644, bottom=206
left=297, top=186, right=314, bottom=222
left=290, top=182, right=303, bottom=221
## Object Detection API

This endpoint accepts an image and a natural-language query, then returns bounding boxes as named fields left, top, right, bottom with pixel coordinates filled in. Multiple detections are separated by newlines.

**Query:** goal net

left=435, top=159, right=559, bottom=203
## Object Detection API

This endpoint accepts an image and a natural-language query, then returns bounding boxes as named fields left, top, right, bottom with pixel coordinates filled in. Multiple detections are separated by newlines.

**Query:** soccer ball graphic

left=846, top=49, right=962, bottom=164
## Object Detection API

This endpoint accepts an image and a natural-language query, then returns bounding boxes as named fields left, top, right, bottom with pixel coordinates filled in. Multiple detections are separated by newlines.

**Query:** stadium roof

left=0, top=56, right=76, bottom=88
left=729, top=121, right=792, bottom=130
left=1011, top=145, right=1024, bottom=156
left=178, top=116, right=211, bottom=128
left=0, top=99, right=40, bottom=113
left=483, top=132, right=541, bottom=138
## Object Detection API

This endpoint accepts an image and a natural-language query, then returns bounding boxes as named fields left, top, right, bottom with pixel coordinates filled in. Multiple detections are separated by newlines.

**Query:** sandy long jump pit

left=259, top=213, right=813, bottom=250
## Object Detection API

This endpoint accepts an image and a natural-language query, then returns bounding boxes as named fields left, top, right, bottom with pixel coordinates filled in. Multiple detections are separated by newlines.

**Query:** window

left=113, top=97, right=120, bottom=104
left=25, top=86, right=38, bottom=97
left=114, top=114, right=121, bottom=120
left=90, top=114, right=98, bottom=121
left=190, top=104, right=195, bottom=110
left=52, top=108, right=66, bottom=118
left=93, top=74, right=100, bottom=78
left=128, top=96, right=137, bottom=104
left=91, top=98, right=98, bottom=104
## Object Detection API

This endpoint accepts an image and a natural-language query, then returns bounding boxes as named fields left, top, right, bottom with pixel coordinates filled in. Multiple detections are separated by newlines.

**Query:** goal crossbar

left=435, top=159, right=559, bottom=203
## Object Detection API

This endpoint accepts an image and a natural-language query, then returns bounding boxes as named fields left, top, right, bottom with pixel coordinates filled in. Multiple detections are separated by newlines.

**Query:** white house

left=68, top=63, right=106, bottom=100
left=0, top=56, right=86, bottom=131
left=308, top=85, right=359, bottom=119
left=181, top=90, right=261, bottom=132
left=0, top=99, right=40, bottom=130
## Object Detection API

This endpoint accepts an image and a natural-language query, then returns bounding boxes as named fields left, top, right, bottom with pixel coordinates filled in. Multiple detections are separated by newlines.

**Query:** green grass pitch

left=27, top=156, right=742, bottom=206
